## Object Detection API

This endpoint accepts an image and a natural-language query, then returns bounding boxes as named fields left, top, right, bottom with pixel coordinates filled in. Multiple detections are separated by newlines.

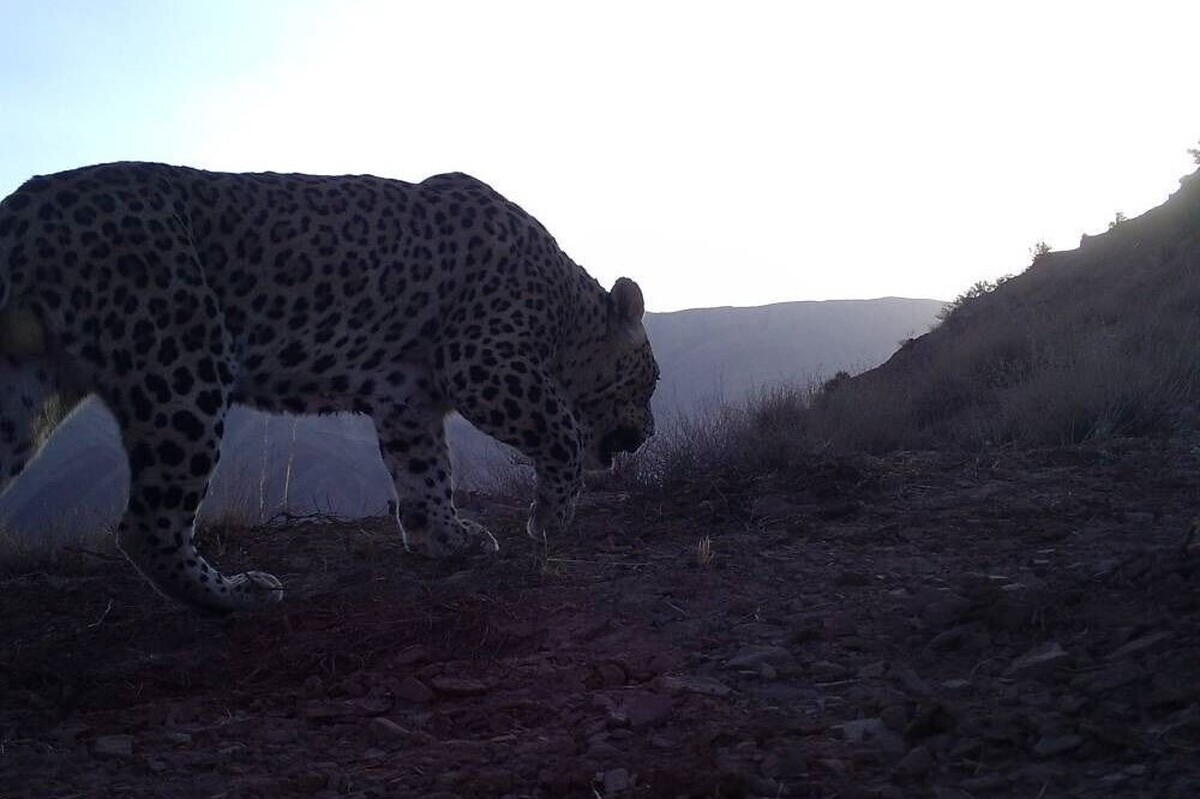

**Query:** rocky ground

left=3, top=439, right=1200, bottom=798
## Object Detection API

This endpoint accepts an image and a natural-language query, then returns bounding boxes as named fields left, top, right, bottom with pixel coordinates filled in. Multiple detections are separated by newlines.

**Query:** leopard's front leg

left=442, top=348, right=584, bottom=544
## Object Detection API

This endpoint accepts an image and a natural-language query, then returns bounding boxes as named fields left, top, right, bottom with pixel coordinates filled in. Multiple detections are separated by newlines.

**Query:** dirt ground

left=3, top=439, right=1200, bottom=798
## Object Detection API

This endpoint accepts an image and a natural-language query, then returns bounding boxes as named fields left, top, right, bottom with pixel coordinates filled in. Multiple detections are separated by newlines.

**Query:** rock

left=751, top=494, right=799, bottom=520
left=895, top=745, right=934, bottom=778
left=838, top=718, right=905, bottom=754
left=1106, top=630, right=1173, bottom=660
left=393, top=645, right=429, bottom=665
left=904, top=701, right=956, bottom=740
left=588, top=740, right=621, bottom=758
left=891, top=666, right=932, bottom=696
left=767, top=741, right=808, bottom=777
left=880, top=705, right=908, bottom=732
left=810, top=660, right=851, bottom=681
left=658, top=674, right=732, bottom=697
left=92, top=734, right=134, bottom=759
left=613, top=691, right=673, bottom=728
left=51, top=723, right=90, bottom=744
left=725, top=645, right=793, bottom=669
left=601, top=767, right=632, bottom=794
left=369, top=717, right=408, bottom=741
left=261, top=724, right=298, bottom=744
left=822, top=612, right=858, bottom=638
left=960, top=774, right=1009, bottom=793
left=858, top=660, right=887, bottom=679
left=1032, top=733, right=1083, bottom=758
left=429, top=676, right=492, bottom=696
left=926, top=626, right=969, bottom=652
left=368, top=717, right=436, bottom=746
left=1005, top=641, right=1069, bottom=679
left=987, top=603, right=1036, bottom=633
left=913, top=588, right=972, bottom=627
left=396, top=676, right=435, bottom=703
left=1058, top=694, right=1087, bottom=714
left=164, top=730, right=193, bottom=746
left=835, top=570, right=870, bottom=587
left=593, top=662, right=627, bottom=687
left=1080, top=663, right=1146, bottom=695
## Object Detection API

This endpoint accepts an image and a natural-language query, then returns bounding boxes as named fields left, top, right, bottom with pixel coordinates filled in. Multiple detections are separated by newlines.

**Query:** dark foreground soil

left=4, top=440, right=1200, bottom=798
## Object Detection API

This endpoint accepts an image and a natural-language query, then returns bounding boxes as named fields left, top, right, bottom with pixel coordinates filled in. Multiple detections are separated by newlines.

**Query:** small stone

left=904, top=701, right=956, bottom=739
left=880, top=704, right=908, bottom=731
left=52, top=723, right=91, bottom=744
left=725, top=645, right=793, bottom=669
left=835, top=570, right=870, bottom=587
left=1106, top=630, right=1173, bottom=661
left=858, top=660, right=887, bottom=679
left=588, top=740, right=621, bottom=758
left=614, top=691, right=673, bottom=728
left=396, top=676, right=435, bottom=703
left=895, top=745, right=934, bottom=778
left=393, top=645, right=428, bottom=665
left=594, top=662, right=626, bottom=687
left=961, top=774, right=1008, bottom=793
left=1005, top=641, right=1069, bottom=679
left=262, top=724, right=297, bottom=744
left=658, top=674, right=732, bottom=697
left=823, top=612, right=857, bottom=638
left=916, top=590, right=972, bottom=627
left=838, top=718, right=905, bottom=753
left=891, top=666, right=932, bottom=696
left=164, top=731, right=193, bottom=746
left=811, top=660, right=850, bottom=681
left=93, top=734, right=134, bottom=759
left=369, top=717, right=412, bottom=742
left=602, top=767, right=632, bottom=794
left=1032, top=733, right=1083, bottom=758
left=942, top=678, right=973, bottom=693
left=429, top=676, right=491, bottom=696
left=751, top=494, right=799, bottom=519
left=1081, top=663, right=1146, bottom=695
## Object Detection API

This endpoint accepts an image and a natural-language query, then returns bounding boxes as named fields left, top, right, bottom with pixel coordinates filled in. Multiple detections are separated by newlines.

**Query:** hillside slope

left=811, top=169, right=1200, bottom=450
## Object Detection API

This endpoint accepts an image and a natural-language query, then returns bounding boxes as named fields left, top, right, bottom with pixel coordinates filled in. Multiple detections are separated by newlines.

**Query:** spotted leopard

left=0, top=162, right=658, bottom=612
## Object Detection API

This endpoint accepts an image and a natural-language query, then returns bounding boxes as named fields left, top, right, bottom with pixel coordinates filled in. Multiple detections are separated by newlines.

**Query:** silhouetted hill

left=810, top=168, right=1200, bottom=450
left=0, top=298, right=942, bottom=540
left=645, top=298, right=943, bottom=417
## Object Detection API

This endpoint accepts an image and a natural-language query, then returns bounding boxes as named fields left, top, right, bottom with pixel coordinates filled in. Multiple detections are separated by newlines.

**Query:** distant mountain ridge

left=645, top=297, right=944, bottom=417
left=0, top=296, right=944, bottom=541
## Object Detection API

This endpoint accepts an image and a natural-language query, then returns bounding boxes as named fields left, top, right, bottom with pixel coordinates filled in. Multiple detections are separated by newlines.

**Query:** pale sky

left=3, top=0, right=1198, bottom=312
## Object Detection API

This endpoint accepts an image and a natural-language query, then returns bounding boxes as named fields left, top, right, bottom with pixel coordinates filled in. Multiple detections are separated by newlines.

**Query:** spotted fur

left=0, top=163, right=658, bottom=612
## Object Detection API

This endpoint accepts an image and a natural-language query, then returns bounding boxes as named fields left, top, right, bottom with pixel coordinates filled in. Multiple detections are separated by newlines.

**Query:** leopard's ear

left=608, top=278, right=647, bottom=345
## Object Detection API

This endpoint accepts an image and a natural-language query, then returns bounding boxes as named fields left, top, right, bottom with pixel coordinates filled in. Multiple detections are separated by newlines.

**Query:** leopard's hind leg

left=0, top=353, right=82, bottom=500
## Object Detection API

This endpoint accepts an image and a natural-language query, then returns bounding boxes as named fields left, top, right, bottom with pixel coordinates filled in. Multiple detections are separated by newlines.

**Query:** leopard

left=0, top=162, right=658, bottom=613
